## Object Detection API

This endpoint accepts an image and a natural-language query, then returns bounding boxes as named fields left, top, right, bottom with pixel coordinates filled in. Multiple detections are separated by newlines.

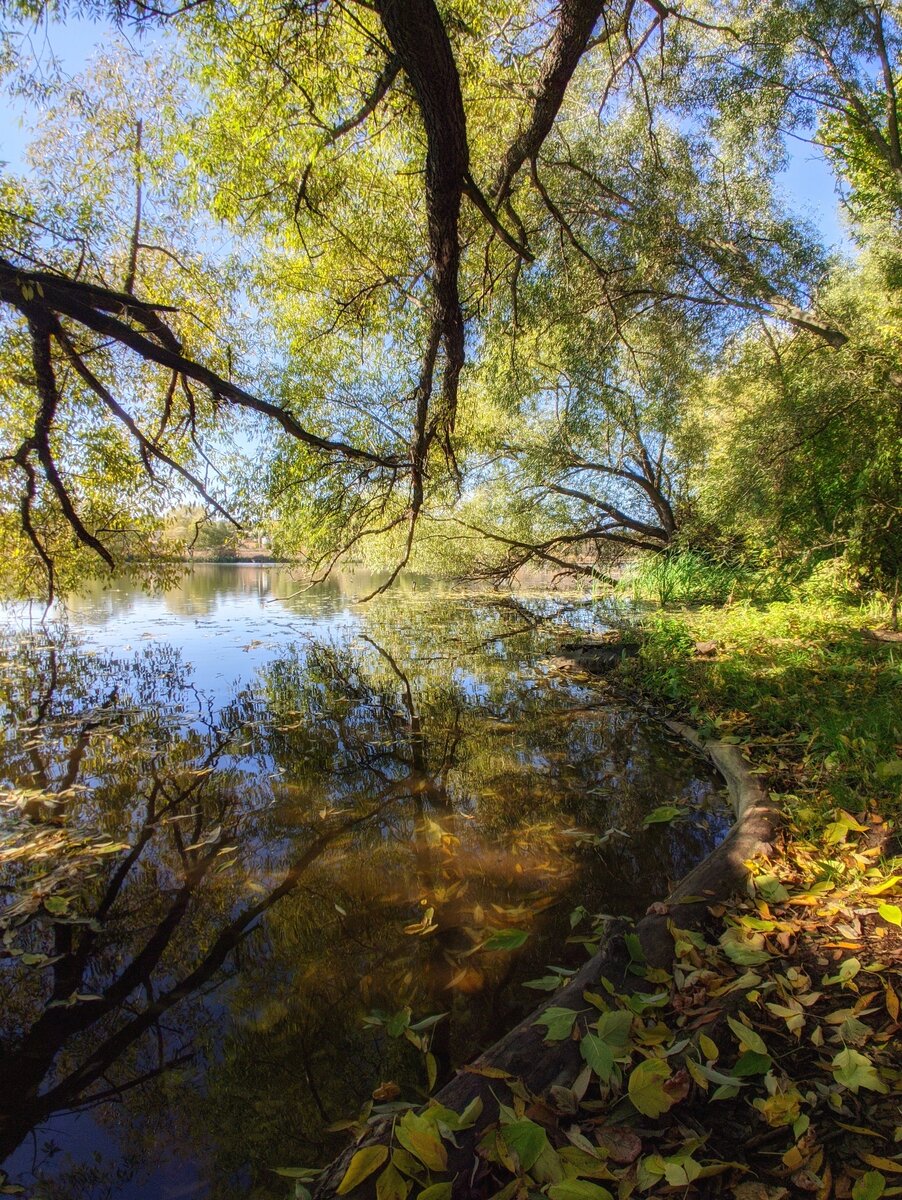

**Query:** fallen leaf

left=337, top=1146, right=389, bottom=1195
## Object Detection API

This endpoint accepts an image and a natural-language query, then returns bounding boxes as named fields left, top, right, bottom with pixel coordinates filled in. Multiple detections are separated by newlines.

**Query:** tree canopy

left=0, top=0, right=899, bottom=599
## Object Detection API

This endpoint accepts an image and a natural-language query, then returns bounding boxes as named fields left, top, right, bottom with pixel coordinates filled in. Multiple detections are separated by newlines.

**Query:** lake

left=0, top=566, right=730, bottom=1199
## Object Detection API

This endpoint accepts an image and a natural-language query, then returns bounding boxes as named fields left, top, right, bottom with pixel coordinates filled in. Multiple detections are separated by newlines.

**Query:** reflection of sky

left=0, top=570, right=733, bottom=1199
left=3, top=567, right=366, bottom=707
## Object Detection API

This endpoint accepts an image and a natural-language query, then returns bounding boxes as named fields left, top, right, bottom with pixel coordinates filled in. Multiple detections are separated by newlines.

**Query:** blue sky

left=1, top=12, right=850, bottom=251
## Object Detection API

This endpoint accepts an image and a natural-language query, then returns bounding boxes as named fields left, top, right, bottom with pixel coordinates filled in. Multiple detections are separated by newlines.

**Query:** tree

left=1, top=0, right=899, bottom=598
left=689, top=247, right=902, bottom=605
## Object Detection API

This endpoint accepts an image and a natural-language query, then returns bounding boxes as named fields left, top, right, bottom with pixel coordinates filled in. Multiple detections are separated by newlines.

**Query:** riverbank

left=312, top=599, right=902, bottom=1199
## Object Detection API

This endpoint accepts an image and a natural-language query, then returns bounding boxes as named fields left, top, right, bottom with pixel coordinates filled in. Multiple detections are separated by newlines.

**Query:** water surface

left=0, top=567, right=730, bottom=1199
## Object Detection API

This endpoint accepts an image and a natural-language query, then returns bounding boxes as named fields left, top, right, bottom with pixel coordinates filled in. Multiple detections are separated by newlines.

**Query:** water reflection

left=0, top=578, right=729, bottom=1199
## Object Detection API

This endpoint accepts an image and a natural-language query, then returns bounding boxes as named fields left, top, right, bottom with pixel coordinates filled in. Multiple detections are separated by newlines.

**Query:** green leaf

left=732, top=1051, right=772, bottom=1077
left=337, top=1146, right=389, bottom=1195
left=878, top=903, right=902, bottom=927
left=500, top=1119, right=549, bottom=1172
left=875, top=758, right=902, bottom=780
left=580, top=1034, right=615, bottom=1083
left=663, top=1155, right=702, bottom=1186
left=409, top=1013, right=448, bottom=1032
left=396, top=1113, right=448, bottom=1172
left=391, top=1149, right=425, bottom=1181
left=385, top=1008, right=412, bottom=1037
left=416, top=1186, right=451, bottom=1200
left=548, top=1183, right=614, bottom=1200
left=727, top=1015, right=768, bottom=1055
left=596, top=1009, right=634, bottom=1053
left=831, top=1048, right=888, bottom=1094
left=853, top=1170, right=886, bottom=1200
left=627, top=1057, right=675, bottom=1117
left=720, top=926, right=772, bottom=966
left=534, top=1007, right=579, bottom=1041
left=643, top=804, right=682, bottom=826
left=444, top=1096, right=483, bottom=1131
left=693, top=1061, right=746, bottom=1088
left=376, top=1164, right=411, bottom=1200
left=273, top=1168, right=321, bottom=1181
left=753, top=874, right=789, bottom=902
left=483, top=928, right=530, bottom=951
left=523, top=975, right=564, bottom=991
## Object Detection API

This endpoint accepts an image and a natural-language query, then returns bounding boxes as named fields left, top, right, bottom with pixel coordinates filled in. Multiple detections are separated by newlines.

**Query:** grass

left=620, top=599, right=902, bottom=823
left=615, top=550, right=786, bottom=607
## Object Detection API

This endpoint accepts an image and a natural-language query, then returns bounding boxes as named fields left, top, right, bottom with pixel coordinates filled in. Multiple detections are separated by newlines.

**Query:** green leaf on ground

left=727, top=1015, right=768, bottom=1055
left=580, top=1034, right=615, bottom=1083
left=534, top=1007, right=579, bottom=1041
left=548, top=1183, right=614, bottom=1200
left=500, top=1120, right=549, bottom=1172
left=627, top=1057, right=675, bottom=1117
left=832, top=1048, right=888, bottom=1094
left=853, top=1172, right=886, bottom=1200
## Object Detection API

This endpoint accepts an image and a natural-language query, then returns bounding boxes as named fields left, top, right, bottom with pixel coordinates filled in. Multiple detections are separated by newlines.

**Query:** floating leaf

left=643, top=805, right=682, bottom=827
left=597, top=1009, right=634, bottom=1048
left=663, top=1154, right=702, bottom=1186
left=337, top=1146, right=389, bottom=1195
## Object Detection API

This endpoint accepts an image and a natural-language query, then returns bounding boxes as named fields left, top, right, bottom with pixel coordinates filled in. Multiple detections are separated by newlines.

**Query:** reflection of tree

left=0, top=610, right=726, bottom=1198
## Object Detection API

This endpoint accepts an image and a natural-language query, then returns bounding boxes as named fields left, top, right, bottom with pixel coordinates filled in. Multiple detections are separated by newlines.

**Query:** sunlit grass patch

left=624, top=600, right=901, bottom=821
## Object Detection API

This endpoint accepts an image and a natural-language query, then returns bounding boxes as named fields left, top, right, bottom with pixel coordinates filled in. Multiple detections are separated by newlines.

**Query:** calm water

left=0, top=567, right=730, bottom=1200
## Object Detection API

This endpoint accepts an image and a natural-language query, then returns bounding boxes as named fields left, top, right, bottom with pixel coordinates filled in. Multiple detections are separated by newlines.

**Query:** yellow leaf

left=396, top=1113, right=448, bottom=1173
left=376, top=1163, right=410, bottom=1200
left=783, top=1146, right=805, bottom=1170
left=686, top=1057, right=709, bottom=1091
left=886, top=983, right=900, bottom=1022
left=337, top=1145, right=389, bottom=1195
left=836, top=1122, right=885, bottom=1138
left=727, top=1015, right=768, bottom=1055
left=860, top=1154, right=902, bottom=1174
left=627, top=1057, right=675, bottom=1118
left=699, top=1034, right=719, bottom=1061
